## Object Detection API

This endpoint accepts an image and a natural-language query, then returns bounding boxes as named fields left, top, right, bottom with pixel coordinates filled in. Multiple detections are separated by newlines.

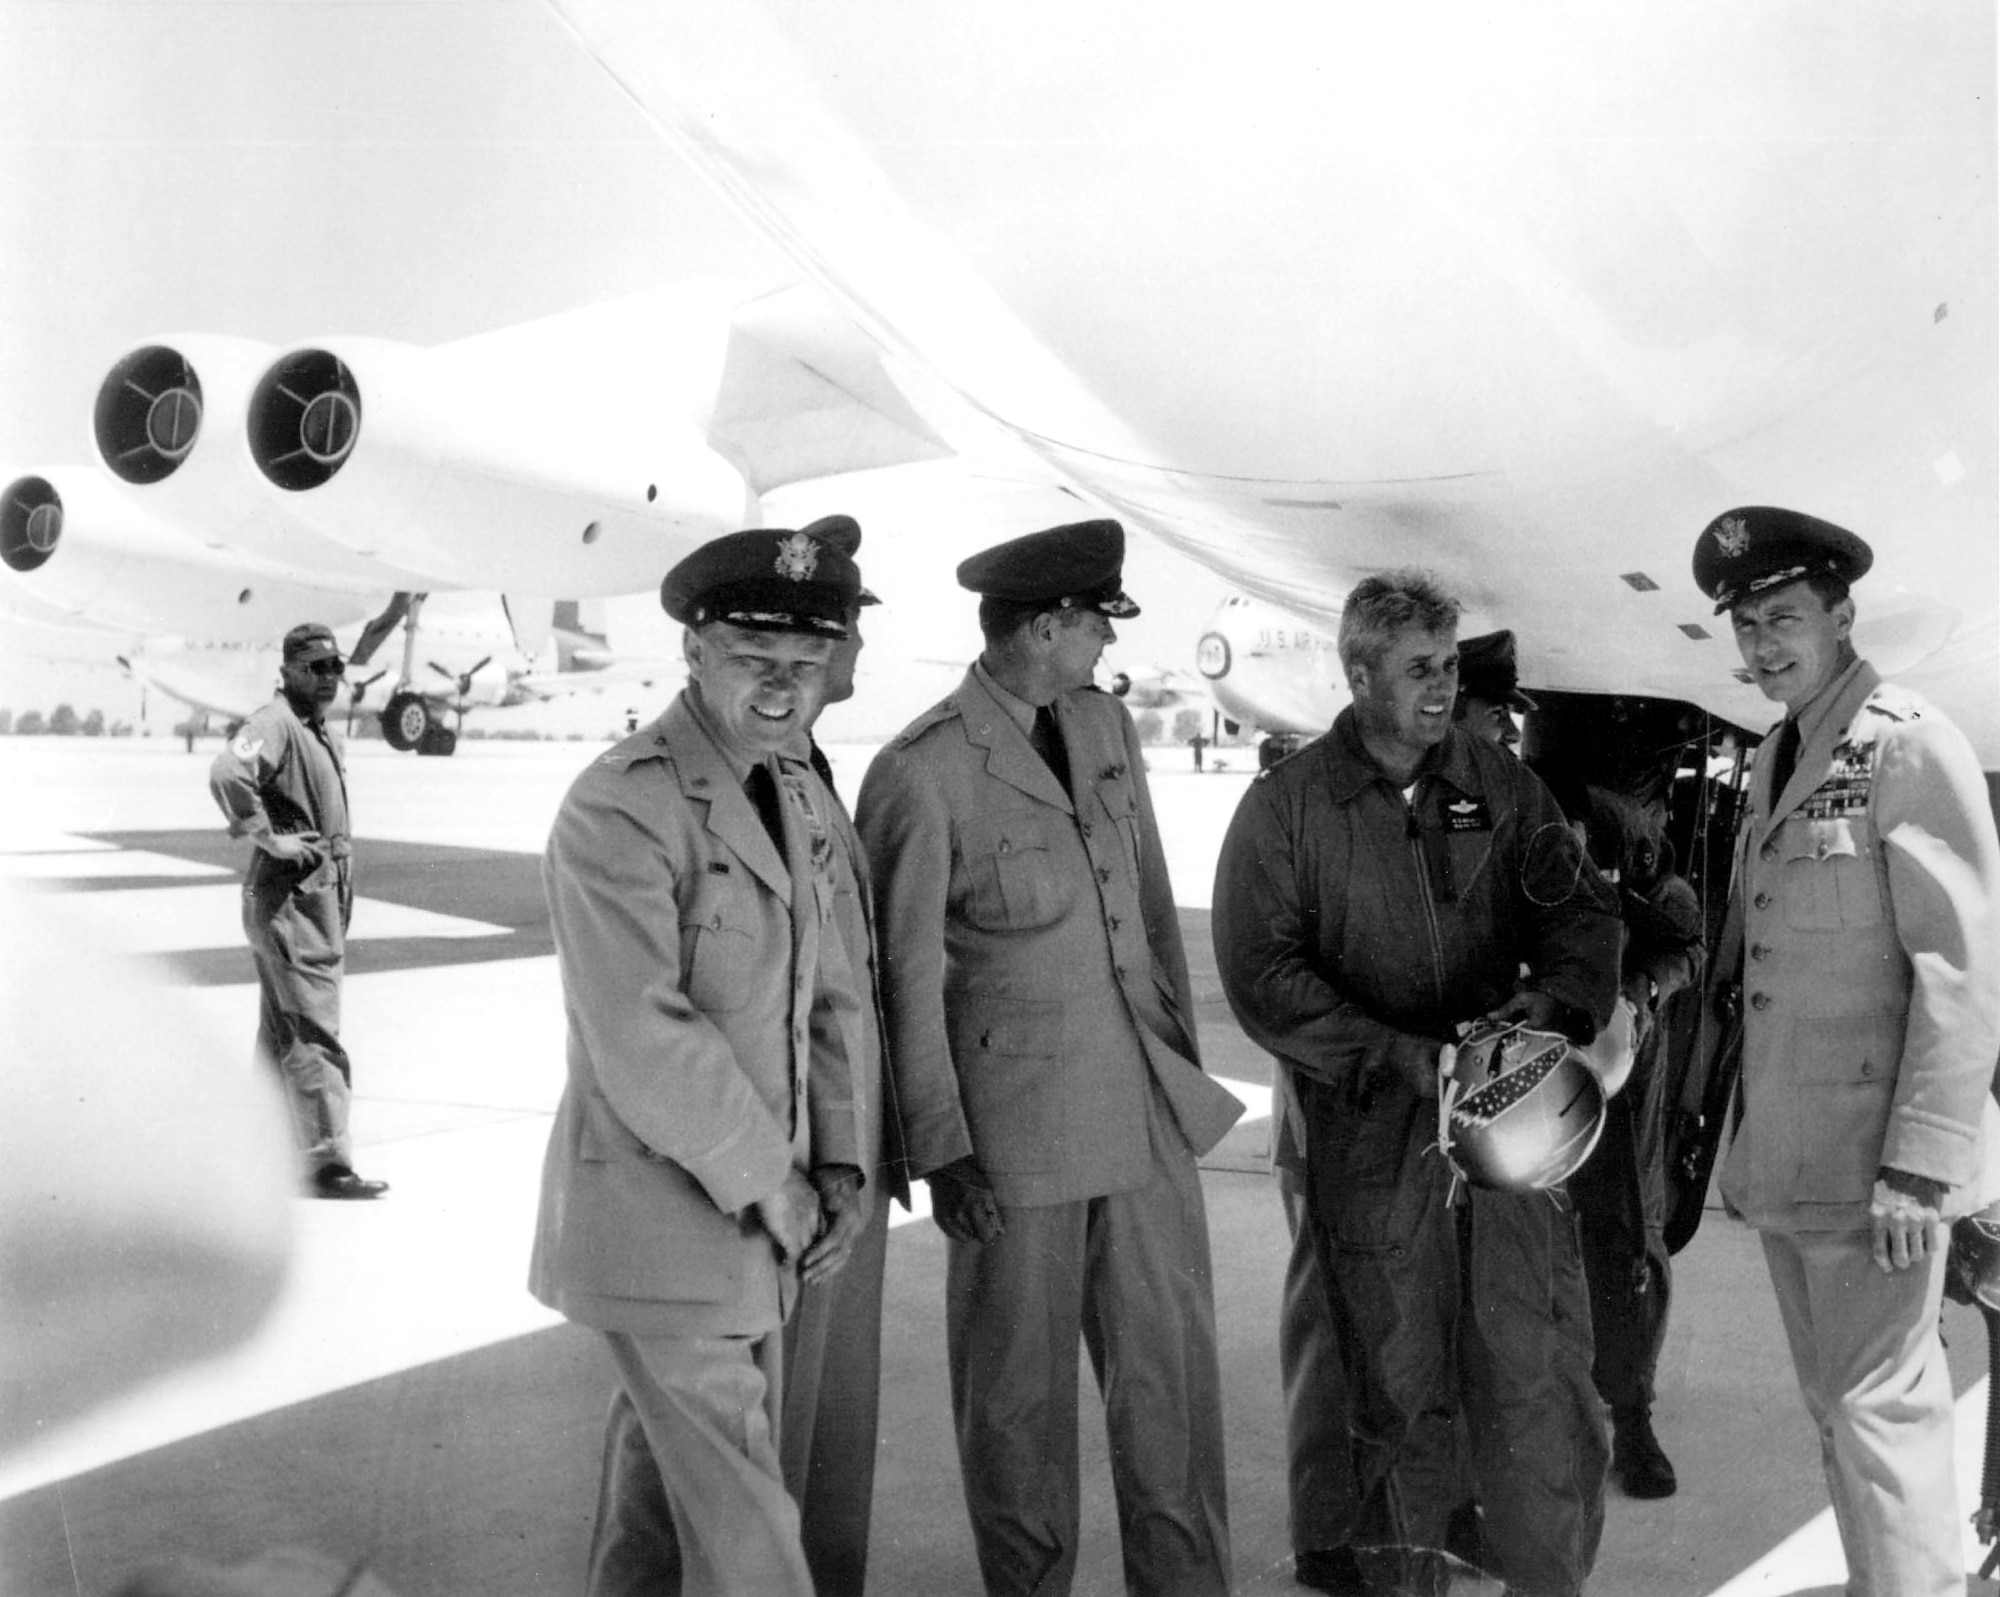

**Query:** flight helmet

left=1439, top=1018, right=1606, bottom=1192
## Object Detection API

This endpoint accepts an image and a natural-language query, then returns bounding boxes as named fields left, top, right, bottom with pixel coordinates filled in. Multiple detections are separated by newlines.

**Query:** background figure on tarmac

left=530, top=528, right=868, bottom=1597
left=1213, top=569, right=1620, bottom=1597
left=857, top=518, right=1244, bottom=1597
left=1452, top=629, right=1535, bottom=752
left=208, top=621, right=387, bottom=1202
left=1694, top=505, right=2000, bottom=1597
left=1545, top=781, right=1702, bottom=1500
left=777, top=513, right=910, bottom=1597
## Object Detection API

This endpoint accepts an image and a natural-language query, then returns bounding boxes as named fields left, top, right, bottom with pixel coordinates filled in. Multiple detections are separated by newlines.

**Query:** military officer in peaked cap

left=1454, top=628, right=1538, bottom=750
left=857, top=518, right=1243, bottom=1597
left=532, top=525, right=869, bottom=1597
left=1694, top=504, right=2000, bottom=1596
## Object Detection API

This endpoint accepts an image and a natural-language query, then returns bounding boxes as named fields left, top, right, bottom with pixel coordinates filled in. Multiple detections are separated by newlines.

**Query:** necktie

left=746, top=761, right=787, bottom=864
left=1031, top=704, right=1071, bottom=794
left=1769, top=717, right=1801, bottom=802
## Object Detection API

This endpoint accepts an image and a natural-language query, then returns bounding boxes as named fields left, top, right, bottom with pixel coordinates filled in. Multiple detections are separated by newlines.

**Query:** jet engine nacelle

left=93, top=335, right=417, bottom=591
left=0, top=468, right=378, bottom=640
left=241, top=331, right=753, bottom=595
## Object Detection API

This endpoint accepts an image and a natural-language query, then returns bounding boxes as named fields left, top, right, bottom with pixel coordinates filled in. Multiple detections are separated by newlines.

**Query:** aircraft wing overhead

left=545, top=0, right=1998, bottom=767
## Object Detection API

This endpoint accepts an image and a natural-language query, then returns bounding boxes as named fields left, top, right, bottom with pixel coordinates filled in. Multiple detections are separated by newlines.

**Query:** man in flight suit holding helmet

left=1213, top=568, right=1621, bottom=1597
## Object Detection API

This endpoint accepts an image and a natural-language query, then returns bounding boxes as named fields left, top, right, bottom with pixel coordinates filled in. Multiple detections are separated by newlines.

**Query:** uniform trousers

left=781, top=1174, right=893, bottom=1597
left=1311, top=1126, right=1606, bottom=1597
left=586, top=1330, right=814, bottom=1597
left=1279, top=1169, right=1359, bottom=1555
left=1758, top=1225, right=1963, bottom=1597
left=946, top=1137, right=1231, bottom=1597
left=1572, top=1094, right=1672, bottom=1417
left=243, top=864, right=351, bottom=1172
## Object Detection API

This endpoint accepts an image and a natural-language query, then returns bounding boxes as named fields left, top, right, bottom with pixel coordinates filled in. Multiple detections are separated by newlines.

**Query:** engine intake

left=1, top=475, right=62, bottom=573
left=250, top=348, right=362, bottom=491
left=95, top=345, right=204, bottom=485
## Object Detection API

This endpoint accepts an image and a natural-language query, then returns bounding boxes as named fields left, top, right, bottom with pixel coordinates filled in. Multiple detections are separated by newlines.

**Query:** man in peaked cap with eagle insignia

left=856, top=518, right=1244, bottom=1597
left=530, top=525, right=870, bottom=1597
left=1693, top=504, right=2000, bottom=1596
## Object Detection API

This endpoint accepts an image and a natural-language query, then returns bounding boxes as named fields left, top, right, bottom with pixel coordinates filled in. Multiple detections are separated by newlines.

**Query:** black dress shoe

left=309, top=1167, right=389, bottom=1200
left=1611, top=1407, right=1678, bottom=1499
left=1294, top=1546, right=1367, bottom=1595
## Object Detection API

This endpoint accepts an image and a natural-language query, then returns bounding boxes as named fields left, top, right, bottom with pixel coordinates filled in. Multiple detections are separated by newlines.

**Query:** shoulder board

left=886, top=695, right=963, bottom=750
left=1859, top=681, right=1925, bottom=726
left=1252, top=736, right=1318, bottom=781
left=593, top=726, right=676, bottom=773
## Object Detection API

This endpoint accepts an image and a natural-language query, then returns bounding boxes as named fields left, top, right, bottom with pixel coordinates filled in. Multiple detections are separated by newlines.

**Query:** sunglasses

left=300, top=658, right=346, bottom=677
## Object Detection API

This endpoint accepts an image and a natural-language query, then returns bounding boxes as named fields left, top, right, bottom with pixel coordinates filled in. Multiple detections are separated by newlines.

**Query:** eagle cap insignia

left=772, top=532, right=820, bottom=582
left=1715, top=515, right=1751, bottom=557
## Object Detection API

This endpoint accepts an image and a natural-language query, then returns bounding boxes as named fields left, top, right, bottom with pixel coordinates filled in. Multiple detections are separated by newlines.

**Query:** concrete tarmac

left=0, top=736, right=1993, bottom=1596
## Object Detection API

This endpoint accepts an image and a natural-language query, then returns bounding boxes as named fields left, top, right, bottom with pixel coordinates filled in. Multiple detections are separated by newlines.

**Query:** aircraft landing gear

left=381, top=690, right=433, bottom=752
left=416, top=724, right=458, bottom=757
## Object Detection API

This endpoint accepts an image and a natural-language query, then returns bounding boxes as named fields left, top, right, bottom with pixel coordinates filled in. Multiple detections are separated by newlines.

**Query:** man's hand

left=1389, top=1034, right=1448, bottom=1100
left=261, top=831, right=324, bottom=869
left=1487, top=989, right=1562, bottom=1033
left=926, top=1156, right=1004, bottom=1245
left=1870, top=1170, right=1947, bottom=1274
left=798, top=1166, right=868, bottom=1286
left=754, top=1169, right=824, bottom=1264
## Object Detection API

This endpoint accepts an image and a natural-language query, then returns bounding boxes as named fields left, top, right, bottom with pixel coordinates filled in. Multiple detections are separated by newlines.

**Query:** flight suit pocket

left=1306, top=1084, right=1431, bottom=1257
left=1793, top=1013, right=1900, bottom=1204
left=681, top=881, right=757, bottom=1012
left=1780, top=817, right=1882, bottom=931
left=951, top=998, right=1066, bottom=1172
left=960, top=813, right=1075, bottom=930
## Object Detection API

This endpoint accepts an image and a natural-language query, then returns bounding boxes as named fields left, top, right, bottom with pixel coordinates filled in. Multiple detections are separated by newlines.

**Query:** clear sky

left=0, top=0, right=1233, bottom=731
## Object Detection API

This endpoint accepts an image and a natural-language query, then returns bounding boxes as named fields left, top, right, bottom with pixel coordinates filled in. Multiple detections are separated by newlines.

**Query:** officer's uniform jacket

left=855, top=668, right=1242, bottom=1208
left=1721, top=658, right=2000, bottom=1229
left=208, top=693, right=353, bottom=922
left=530, top=693, right=866, bottom=1337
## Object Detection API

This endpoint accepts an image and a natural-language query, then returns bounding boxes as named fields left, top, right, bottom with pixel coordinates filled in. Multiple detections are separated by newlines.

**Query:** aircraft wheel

left=382, top=691, right=431, bottom=752
left=416, top=725, right=458, bottom=757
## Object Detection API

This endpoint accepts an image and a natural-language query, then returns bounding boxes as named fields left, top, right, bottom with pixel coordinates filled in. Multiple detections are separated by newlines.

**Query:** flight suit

left=1213, top=712, right=1620, bottom=1597
left=858, top=666, right=1243, bottom=1597
left=1721, top=657, right=2000, bottom=1597
left=209, top=693, right=354, bottom=1174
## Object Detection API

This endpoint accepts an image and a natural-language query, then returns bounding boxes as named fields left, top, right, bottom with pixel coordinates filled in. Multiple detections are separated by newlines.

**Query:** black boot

left=1611, top=1406, right=1678, bottom=1499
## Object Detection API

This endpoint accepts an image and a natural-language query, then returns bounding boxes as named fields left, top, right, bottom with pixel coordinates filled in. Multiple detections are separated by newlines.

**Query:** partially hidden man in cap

left=581, top=514, right=908, bottom=1597
left=530, top=527, right=870, bottom=1597
left=209, top=622, right=387, bottom=1200
left=856, top=518, right=1244, bottom=1596
left=1694, top=505, right=2000, bottom=1595
left=1453, top=628, right=1537, bottom=750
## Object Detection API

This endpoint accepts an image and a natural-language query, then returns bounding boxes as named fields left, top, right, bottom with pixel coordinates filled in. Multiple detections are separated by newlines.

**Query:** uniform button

left=999, top=839, right=1012, bottom=854
left=1097, top=867, right=1111, bottom=884
left=1760, top=843, right=1776, bottom=862
left=1749, top=943, right=1770, bottom=961
left=1114, top=964, right=1125, bottom=979
left=1753, top=891, right=1772, bottom=910
left=1108, top=916, right=1121, bottom=931
left=1750, top=992, right=1771, bottom=1011
left=1080, top=822, right=1092, bottom=837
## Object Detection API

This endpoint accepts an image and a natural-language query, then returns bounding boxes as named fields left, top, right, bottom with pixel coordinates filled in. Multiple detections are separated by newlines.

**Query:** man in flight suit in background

left=1694, top=505, right=2000, bottom=1597
left=531, top=528, right=868, bottom=1597
left=858, top=518, right=1244, bottom=1597
left=209, top=621, right=387, bottom=1201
